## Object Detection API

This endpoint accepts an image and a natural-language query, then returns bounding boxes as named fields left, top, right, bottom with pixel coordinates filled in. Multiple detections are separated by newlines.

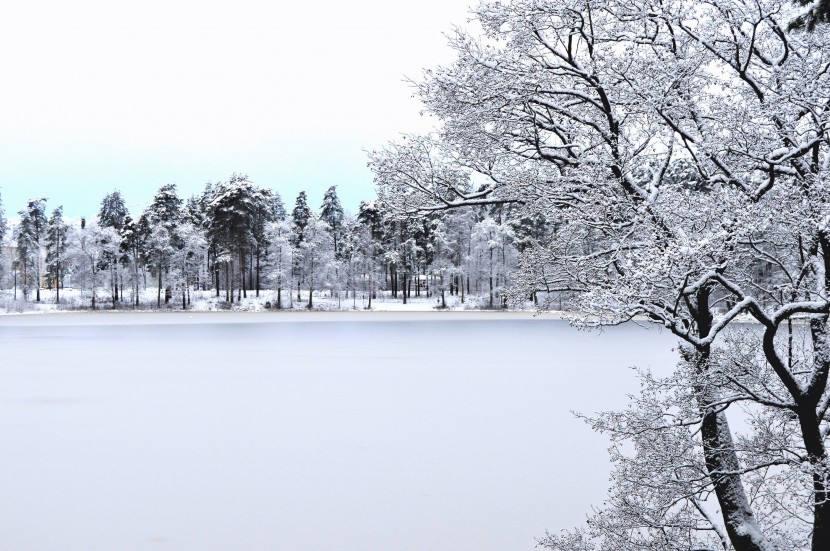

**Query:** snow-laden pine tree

left=15, top=198, right=48, bottom=302
left=45, top=206, right=67, bottom=303
left=206, top=174, right=274, bottom=302
left=320, top=185, right=344, bottom=257
left=356, top=201, right=385, bottom=308
left=371, top=0, right=830, bottom=548
left=98, top=191, right=129, bottom=306
left=119, top=215, right=146, bottom=306
left=291, top=191, right=312, bottom=301
left=169, top=221, right=207, bottom=309
left=142, top=184, right=183, bottom=306
left=266, top=218, right=294, bottom=309
left=271, top=191, right=287, bottom=222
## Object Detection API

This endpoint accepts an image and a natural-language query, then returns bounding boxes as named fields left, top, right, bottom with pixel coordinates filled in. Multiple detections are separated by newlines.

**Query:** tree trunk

left=804, top=318, right=830, bottom=550
left=91, top=266, right=97, bottom=310
left=215, top=259, right=220, bottom=298
left=688, top=288, right=773, bottom=551
left=240, top=250, right=246, bottom=300
left=255, top=245, right=261, bottom=297
left=226, top=261, right=232, bottom=303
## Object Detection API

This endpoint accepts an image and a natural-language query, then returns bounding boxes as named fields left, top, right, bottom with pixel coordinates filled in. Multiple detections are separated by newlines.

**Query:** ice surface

left=0, top=313, right=677, bottom=550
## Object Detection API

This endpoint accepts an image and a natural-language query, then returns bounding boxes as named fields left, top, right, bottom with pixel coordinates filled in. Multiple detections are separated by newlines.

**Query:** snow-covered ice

left=0, top=312, right=677, bottom=550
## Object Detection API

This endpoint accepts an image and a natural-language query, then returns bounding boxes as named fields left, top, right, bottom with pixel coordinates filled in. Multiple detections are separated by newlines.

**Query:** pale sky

left=0, top=0, right=474, bottom=220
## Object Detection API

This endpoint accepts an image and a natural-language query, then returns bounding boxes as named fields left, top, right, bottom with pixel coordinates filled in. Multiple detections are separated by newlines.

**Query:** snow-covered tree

left=15, top=198, right=48, bottom=302
left=45, top=206, right=68, bottom=303
left=98, top=190, right=129, bottom=305
left=119, top=214, right=146, bottom=306
left=206, top=174, right=274, bottom=302
left=470, top=216, right=514, bottom=308
left=266, top=218, right=294, bottom=309
left=320, top=185, right=345, bottom=256
left=98, top=190, right=128, bottom=231
left=356, top=201, right=385, bottom=308
left=143, top=184, right=183, bottom=306
left=291, top=191, right=312, bottom=300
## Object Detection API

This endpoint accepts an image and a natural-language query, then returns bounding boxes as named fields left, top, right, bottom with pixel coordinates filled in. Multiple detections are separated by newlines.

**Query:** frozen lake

left=0, top=312, right=677, bottom=550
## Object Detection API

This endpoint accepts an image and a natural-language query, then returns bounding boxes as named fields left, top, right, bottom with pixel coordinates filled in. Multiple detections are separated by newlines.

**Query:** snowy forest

left=0, top=177, right=542, bottom=311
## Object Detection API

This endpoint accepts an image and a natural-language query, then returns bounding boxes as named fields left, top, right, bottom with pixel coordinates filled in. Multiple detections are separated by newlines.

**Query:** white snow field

left=0, top=312, right=677, bottom=550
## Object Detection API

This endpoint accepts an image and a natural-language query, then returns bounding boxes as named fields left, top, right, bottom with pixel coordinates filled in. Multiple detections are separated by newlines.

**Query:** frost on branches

left=370, top=0, right=830, bottom=548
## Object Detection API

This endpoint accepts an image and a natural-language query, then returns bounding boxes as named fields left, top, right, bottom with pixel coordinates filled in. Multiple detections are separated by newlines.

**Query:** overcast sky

left=0, top=0, right=474, bottom=220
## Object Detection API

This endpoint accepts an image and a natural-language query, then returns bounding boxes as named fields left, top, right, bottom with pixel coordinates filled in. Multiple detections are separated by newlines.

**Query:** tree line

left=0, top=176, right=555, bottom=310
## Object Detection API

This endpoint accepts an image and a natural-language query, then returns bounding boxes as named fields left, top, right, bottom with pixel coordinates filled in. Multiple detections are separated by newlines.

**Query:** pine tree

left=320, top=186, right=344, bottom=256
left=207, top=174, right=261, bottom=302
left=45, top=206, right=68, bottom=303
left=98, top=191, right=128, bottom=231
left=16, top=198, right=48, bottom=302
left=98, top=191, right=130, bottom=305
left=291, top=191, right=312, bottom=300
left=272, top=191, right=287, bottom=222
left=120, top=215, right=147, bottom=306
left=144, top=184, right=183, bottom=306
left=291, top=191, right=311, bottom=244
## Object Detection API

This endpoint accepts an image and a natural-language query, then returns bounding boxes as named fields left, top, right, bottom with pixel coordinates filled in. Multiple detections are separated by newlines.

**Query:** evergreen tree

left=206, top=174, right=268, bottom=302
left=320, top=186, right=345, bottom=256
left=291, top=191, right=311, bottom=244
left=98, top=190, right=128, bottom=231
left=290, top=191, right=312, bottom=300
left=146, top=184, right=183, bottom=231
left=45, top=206, right=68, bottom=303
left=98, top=191, right=130, bottom=305
left=272, top=191, right=287, bottom=221
left=120, top=215, right=147, bottom=306
left=16, top=198, right=48, bottom=302
left=143, top=184, right=183, bottom=306
left=250, top=188, right=277, bottom=297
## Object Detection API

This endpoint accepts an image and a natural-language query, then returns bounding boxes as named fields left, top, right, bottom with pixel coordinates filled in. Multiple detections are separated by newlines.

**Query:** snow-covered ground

left=0, top=314, right=677, bottom=550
